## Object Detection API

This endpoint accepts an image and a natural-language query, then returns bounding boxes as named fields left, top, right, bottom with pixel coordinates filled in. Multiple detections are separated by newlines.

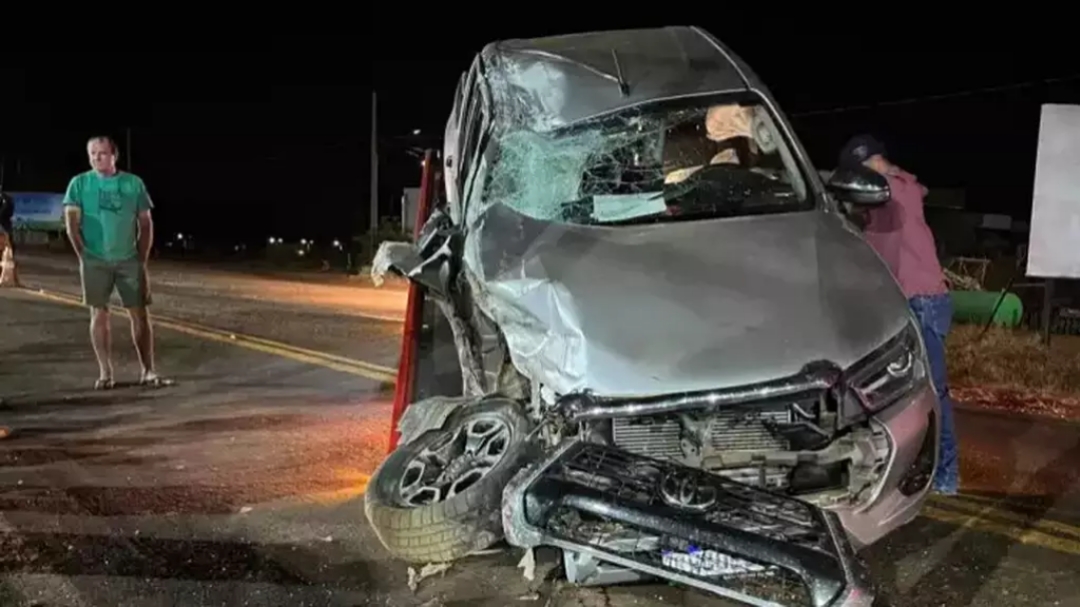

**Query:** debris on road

left=518, top=548, right=536, bottom=581
left=407, top=563, right=452, bottom=592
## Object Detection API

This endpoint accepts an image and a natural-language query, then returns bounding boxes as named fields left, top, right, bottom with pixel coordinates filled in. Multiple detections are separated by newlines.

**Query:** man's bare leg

left=0, top=234, right=18, bottom=287
left=128, top=307, right=155, bottom=379
left=90, top=307, right=114, bottom=386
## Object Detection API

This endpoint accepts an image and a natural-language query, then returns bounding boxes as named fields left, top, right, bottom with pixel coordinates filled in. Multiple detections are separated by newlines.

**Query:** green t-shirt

left=63, top=170, right=153, bottom=262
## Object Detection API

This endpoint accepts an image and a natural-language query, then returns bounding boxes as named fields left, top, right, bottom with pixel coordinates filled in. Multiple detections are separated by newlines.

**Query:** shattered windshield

left=482, top=95, right=812, bottom=226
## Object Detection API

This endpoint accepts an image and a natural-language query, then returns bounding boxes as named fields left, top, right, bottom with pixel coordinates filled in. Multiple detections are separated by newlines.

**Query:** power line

left=790, top=73, right=1080, bottom=118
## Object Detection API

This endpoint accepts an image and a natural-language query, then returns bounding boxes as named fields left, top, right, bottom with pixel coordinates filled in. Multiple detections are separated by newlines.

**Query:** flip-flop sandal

left=139, top=375, right=175, bottom=388
left=94, top=378, right=115, bottom=390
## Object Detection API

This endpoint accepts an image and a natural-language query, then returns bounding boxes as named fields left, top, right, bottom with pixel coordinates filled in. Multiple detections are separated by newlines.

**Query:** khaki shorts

left=80, top=256, right=151, bottom=309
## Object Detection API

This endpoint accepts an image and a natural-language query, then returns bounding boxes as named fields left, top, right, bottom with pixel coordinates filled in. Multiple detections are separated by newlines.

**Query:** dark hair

left=838, top=134, right=886, bottom=169
left=87, top=136, right=120, bottom=155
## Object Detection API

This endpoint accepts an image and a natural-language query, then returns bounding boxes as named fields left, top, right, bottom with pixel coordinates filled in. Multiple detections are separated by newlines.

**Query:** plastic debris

left=407, top=562, right=452, bottom=592
left=517, top=548, right=536, bottom=581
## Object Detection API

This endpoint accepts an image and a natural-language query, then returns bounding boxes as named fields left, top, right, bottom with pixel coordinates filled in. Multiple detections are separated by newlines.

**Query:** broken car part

left=364, top=398, right=534, bottom=563
left=502, top=441, right=874, bottom=606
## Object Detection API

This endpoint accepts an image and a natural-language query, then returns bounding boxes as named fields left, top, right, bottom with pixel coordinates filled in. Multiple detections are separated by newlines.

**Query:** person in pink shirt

left=838, top=134, right=958, bottom=495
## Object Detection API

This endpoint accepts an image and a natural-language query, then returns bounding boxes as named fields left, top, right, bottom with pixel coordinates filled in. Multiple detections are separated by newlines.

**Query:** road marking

left=285, top=485, right=1080, bottom=558
left=27, top=287, right=398, bottom=383
left=280, top=468, right=371, bottom=506
left=930, top=494, right=1080, bottom=540
left=303, top=471, right=371, bottom=505
left=26, top=284, right=1080, bottom=555
left=921, top=504, right=1080, bottom=556
left=946, top=492, right=1080, bottom=519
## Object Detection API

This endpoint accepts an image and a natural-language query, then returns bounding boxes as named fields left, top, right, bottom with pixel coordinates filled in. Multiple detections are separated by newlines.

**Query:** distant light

left=268, top=237, right=276, bottom=244
left=332, top=239, right=341, bottom=248
left=300, top=238, right=307, bottom=245
left=176, top=233, right=183, bottom=240
left=412, top=129, right=421, bottom=135
left=297, top=249, right=305, bottom=256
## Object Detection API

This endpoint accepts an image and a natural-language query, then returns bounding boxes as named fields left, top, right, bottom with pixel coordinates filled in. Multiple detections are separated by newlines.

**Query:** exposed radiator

left=611, top=405, right=795, bottom=487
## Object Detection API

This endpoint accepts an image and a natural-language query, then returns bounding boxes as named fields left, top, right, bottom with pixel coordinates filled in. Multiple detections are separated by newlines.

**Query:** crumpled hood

left=464, top=203, right=912, bottom=398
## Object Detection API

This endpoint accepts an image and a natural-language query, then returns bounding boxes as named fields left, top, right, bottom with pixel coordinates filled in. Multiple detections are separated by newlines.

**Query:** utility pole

left=369, top=90, right=379, bottom=260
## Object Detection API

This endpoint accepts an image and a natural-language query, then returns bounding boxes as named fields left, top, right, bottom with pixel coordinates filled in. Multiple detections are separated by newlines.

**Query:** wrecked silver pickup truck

left=366, top=26, right=940, bottom=607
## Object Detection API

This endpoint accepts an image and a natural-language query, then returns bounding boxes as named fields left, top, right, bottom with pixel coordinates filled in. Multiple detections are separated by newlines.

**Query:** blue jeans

left=909, top=294, right=959, bottom=493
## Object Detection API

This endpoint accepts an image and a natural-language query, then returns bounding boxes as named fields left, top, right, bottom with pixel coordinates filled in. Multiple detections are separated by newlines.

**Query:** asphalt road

left=15, top=252, right=408, bottom=368
left=3, top=255, right=1080, bottom=606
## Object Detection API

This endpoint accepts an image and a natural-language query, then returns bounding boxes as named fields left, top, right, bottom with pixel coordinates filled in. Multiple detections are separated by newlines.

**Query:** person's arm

left=135, top=178, right=154, bottom=262
left=62, top=177, right=86, bottom=258
left=137, top=210, right=153, bottom=262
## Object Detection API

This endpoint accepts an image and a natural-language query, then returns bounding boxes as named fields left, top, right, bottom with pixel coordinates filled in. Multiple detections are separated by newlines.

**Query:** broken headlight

left=841, top=322, right=928, bottom=419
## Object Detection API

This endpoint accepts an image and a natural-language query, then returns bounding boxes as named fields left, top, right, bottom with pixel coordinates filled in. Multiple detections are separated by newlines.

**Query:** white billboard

left=1027, top=104, right=1080, bottom=278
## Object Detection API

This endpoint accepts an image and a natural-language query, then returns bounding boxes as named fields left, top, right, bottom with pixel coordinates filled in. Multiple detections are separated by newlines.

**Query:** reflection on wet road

left=3, top=260, right=1080, bottom=606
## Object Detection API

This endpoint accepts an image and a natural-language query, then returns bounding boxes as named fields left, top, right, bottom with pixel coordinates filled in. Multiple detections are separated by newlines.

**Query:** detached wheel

left=364, top=398, right=532, bottom=563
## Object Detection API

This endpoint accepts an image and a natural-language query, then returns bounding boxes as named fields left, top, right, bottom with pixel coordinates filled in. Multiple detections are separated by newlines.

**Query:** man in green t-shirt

left=63, top=136, right=170, bottom=389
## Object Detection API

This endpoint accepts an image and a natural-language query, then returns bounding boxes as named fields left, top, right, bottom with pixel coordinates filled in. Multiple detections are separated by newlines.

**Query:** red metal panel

left=388, top=149, right=437, bottom=452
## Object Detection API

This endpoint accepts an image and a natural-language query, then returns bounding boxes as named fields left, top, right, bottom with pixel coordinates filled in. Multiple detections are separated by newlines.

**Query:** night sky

left=2, top=29, right=1077, bottom=247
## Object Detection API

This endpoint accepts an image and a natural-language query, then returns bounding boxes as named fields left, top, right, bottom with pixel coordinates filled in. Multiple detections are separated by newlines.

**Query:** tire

left=364, top=398, right=533, bottom=563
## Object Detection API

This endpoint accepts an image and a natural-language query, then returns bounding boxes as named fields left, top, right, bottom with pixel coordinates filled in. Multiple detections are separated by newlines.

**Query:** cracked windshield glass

left=484, top=98, right=811, bottom=226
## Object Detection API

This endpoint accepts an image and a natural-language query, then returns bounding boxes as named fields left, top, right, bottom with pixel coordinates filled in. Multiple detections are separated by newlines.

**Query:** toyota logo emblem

left=660, top=471, right=717, bottom=511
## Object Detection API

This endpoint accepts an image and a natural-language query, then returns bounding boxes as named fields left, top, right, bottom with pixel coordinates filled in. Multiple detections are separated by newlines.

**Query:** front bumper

left=503, top=440, right=874, bottom=607
left=832, top=382, right=939, bottom=549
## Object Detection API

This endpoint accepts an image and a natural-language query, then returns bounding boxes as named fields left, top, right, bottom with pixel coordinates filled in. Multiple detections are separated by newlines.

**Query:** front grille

left=510, top=442, right=873, bottom=607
